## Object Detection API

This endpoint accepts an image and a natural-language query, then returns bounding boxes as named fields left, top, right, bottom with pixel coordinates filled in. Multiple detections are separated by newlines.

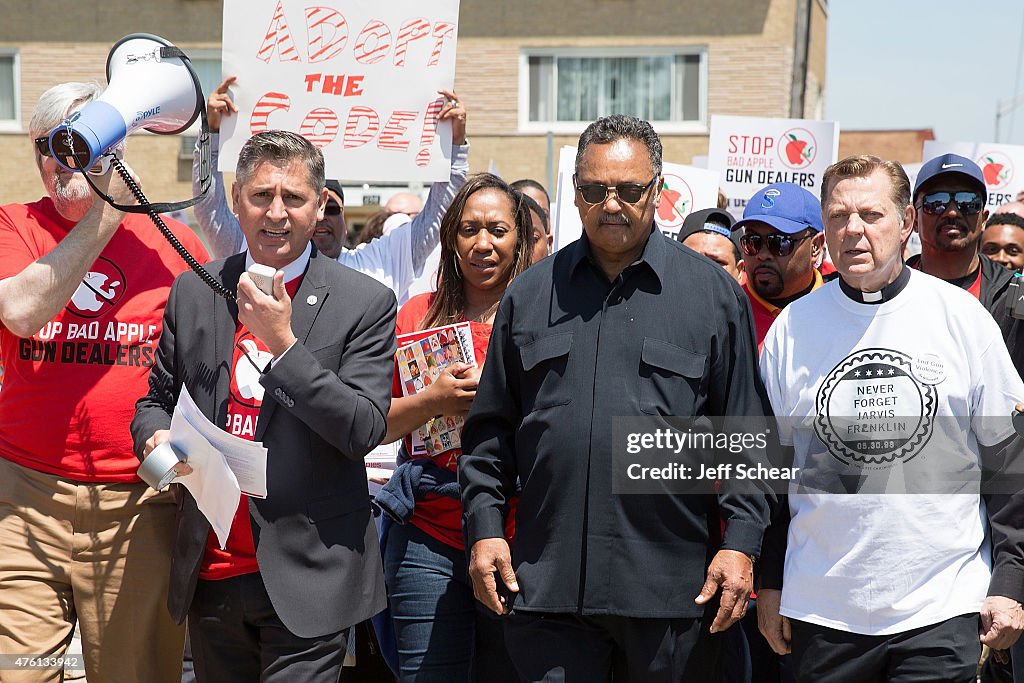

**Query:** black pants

left=188, top=572, right=350, bottom=683
left=788, top=613, right=981, bottom=683
left=503, top=610, right=723, bottom=682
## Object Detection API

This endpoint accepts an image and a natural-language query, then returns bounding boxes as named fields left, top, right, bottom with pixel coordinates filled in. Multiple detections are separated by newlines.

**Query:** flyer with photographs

left=395, top=322, right=475, bottom=456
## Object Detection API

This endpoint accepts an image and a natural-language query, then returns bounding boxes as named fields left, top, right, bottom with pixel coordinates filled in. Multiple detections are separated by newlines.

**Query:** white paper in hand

left=168, top=386, right=241, bottom=548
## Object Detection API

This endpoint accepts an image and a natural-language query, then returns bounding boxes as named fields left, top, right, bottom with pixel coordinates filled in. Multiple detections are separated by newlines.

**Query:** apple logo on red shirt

left=66, top=257, right=126, bottom=318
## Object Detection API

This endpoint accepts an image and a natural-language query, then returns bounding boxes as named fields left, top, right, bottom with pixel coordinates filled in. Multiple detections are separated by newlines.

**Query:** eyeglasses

left=916, top=191, right=984, bottom=216
left=34, top=135, right=111, bottom=175
left=324, top=201, right=343, bottom=216
left=34, top=137, right=55, bottom=158
left=574, top=175, right=657, bottom=205
left=739, top=232, right=813, bottom=258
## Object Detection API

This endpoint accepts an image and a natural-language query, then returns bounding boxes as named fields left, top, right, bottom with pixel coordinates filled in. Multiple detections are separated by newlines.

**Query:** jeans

left=382, top=522, right=517, bottom=683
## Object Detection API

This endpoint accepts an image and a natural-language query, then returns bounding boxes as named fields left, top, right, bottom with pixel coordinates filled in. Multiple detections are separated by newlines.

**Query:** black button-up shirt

left=460, top=226, right=774, bottom=617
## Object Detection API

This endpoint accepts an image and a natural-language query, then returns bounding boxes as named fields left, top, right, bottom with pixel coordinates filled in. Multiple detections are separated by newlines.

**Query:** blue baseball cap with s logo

left=733, top=182, right=824, bottom=235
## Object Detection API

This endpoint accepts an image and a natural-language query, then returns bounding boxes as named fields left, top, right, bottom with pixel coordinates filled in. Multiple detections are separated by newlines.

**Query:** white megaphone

left=48, top=33, right=202, bottom=173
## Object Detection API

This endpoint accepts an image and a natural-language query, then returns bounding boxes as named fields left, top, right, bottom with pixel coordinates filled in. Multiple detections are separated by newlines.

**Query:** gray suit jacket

left=131, top=249, right=395, bottom=638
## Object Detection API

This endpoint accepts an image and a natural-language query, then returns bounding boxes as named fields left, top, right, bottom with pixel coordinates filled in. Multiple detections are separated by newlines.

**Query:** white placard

left=220, top=0, right=460, bottom=182
left=653, top=165, right=721, bottom=241
left=552, top=146, right=579, bottom=252
left=708, top=115, right=839, bottom=219
left=901, top=162, right=922, bottom=194
left=921, top=140, right=1024, bottom=209
left=551, top=146, right=721, bottom=250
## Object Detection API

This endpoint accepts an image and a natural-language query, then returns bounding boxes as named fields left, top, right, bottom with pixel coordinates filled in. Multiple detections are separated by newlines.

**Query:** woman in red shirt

left=381, top=173, right=532, bottom=681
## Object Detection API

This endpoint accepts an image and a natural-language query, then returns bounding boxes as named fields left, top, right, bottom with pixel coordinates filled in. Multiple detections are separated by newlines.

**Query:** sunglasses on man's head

left=739, top=231, right=813, bottom=258
left=323, top=201, right=343, bottom=216
left=916, top=191, right=984, bottom=217
left=574, top=176, right=656, bottom=205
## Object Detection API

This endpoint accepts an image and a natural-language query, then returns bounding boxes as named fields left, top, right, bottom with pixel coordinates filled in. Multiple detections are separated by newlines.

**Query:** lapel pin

left=306, top=295, right=318, bottom=306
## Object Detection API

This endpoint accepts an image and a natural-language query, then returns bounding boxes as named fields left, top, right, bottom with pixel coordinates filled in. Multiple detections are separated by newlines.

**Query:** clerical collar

left=838, top=265, right=910, bottom=304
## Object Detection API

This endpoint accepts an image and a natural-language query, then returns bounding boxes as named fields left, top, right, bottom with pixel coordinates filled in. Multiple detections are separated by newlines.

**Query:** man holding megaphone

left=0, top=81, right=208, bottom=682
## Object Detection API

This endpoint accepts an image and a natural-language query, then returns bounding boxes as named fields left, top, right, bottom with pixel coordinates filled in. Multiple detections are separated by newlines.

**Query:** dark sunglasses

left=34, top=135, right=92, bottom=162
left=323, top=201, right=343, bottom=216
left=574, top=175, right=657, bottom=205
left=34, top=135, right=111, bottom=175
left=33, top=136, right=55, bottom=158
left=739, top=231, right=813, bottom=258
left=916, top=191, right=984, bottom=216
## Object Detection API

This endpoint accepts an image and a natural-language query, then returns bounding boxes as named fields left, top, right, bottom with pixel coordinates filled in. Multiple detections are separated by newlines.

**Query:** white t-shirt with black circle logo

left=760, top=269, right=1024, bottom=635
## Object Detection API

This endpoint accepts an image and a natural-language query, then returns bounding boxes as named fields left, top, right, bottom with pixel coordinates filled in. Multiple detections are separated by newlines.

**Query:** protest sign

left=708, top=115, right=839, bottom=219
left=922, top=140, right=1024, bottom=209
left=552, top=146, right=578, bottom=252
left=552, top=146, right=721, bottom=250
left=220, top=0, right=460, bottom=182
left=901, top=162, right=922, bottom=193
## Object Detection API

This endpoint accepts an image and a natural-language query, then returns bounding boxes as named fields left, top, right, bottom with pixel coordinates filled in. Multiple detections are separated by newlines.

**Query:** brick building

left=0, top=0, right=833, bottom=219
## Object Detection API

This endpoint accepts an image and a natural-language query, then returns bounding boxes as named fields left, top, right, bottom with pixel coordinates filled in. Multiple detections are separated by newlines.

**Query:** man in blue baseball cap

left=732, top=182, right=826, bottom=347
left=905, top=153, right=1024, bottom=378
left=905, top=153, right=996, bottom=299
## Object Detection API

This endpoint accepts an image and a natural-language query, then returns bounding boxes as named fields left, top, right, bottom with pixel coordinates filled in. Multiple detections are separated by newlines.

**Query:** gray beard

left=47, top=174, right=92, bottom=213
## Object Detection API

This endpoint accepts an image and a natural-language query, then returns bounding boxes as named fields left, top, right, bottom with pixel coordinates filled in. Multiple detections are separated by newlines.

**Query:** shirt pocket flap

left=641, top=338, right=705, bottom=378
left=520, top=332, right=574, bottom=372
left=306, top=495, right=367, bottom=523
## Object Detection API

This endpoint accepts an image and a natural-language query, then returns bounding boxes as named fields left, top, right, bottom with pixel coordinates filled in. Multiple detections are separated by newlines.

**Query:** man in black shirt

left=459, top=115, right=775, bottom=681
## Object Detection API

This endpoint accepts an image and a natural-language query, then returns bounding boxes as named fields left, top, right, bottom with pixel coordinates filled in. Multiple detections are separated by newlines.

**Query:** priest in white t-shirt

left=756, top=154, right=1024, bottom=683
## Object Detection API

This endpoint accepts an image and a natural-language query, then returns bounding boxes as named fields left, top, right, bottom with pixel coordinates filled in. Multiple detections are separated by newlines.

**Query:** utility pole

left=995, top=92, right=1024, bottom=143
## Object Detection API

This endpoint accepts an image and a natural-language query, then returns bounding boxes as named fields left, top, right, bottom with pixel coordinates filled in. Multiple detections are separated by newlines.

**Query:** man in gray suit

left=132, top=130, right=396, bottom=682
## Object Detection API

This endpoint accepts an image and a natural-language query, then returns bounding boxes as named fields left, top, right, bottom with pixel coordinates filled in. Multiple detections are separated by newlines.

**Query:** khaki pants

left=0, top=457, right=184, bottom=683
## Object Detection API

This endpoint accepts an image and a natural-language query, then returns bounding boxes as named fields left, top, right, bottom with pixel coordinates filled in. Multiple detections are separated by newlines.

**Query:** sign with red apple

left=779, top=128, right=818, bottom=169
left=708, top=115, right=839, bottom=219
left=922, top=140, right=1024, bottom=209
left=977, top=151, right=1014, bottom=190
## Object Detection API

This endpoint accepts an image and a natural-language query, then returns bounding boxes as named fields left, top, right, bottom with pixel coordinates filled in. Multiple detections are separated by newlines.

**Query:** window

left=0, top=50, right=19, bottom=131
left=521, top=48, right=705, bottom=133
left=182, top=49, right=222, bottom=132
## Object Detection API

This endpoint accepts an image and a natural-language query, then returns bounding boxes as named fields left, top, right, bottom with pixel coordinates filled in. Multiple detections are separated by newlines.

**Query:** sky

left=826, top=0, right=1024, bottom=146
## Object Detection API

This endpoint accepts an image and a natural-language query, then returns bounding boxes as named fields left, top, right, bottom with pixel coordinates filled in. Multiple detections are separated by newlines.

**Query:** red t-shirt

left=0, top=198, right=208, bottom=482
left=200, top=276, right=303, bottom=581
left=394, top=293, right=515, bottom=549
left=744, top=270, right=824, bottom=350
left=909, top=260, right=983, bottom=300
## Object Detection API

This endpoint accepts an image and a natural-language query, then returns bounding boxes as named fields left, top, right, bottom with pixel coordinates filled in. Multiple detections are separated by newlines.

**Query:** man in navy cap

left=906, top=153, right=1024, bottom=378
left=732, top=182, right=827, bottom=348
left=905, top=153, right=1000, bottom=302
left=676, top=207, right=744, bottom=283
